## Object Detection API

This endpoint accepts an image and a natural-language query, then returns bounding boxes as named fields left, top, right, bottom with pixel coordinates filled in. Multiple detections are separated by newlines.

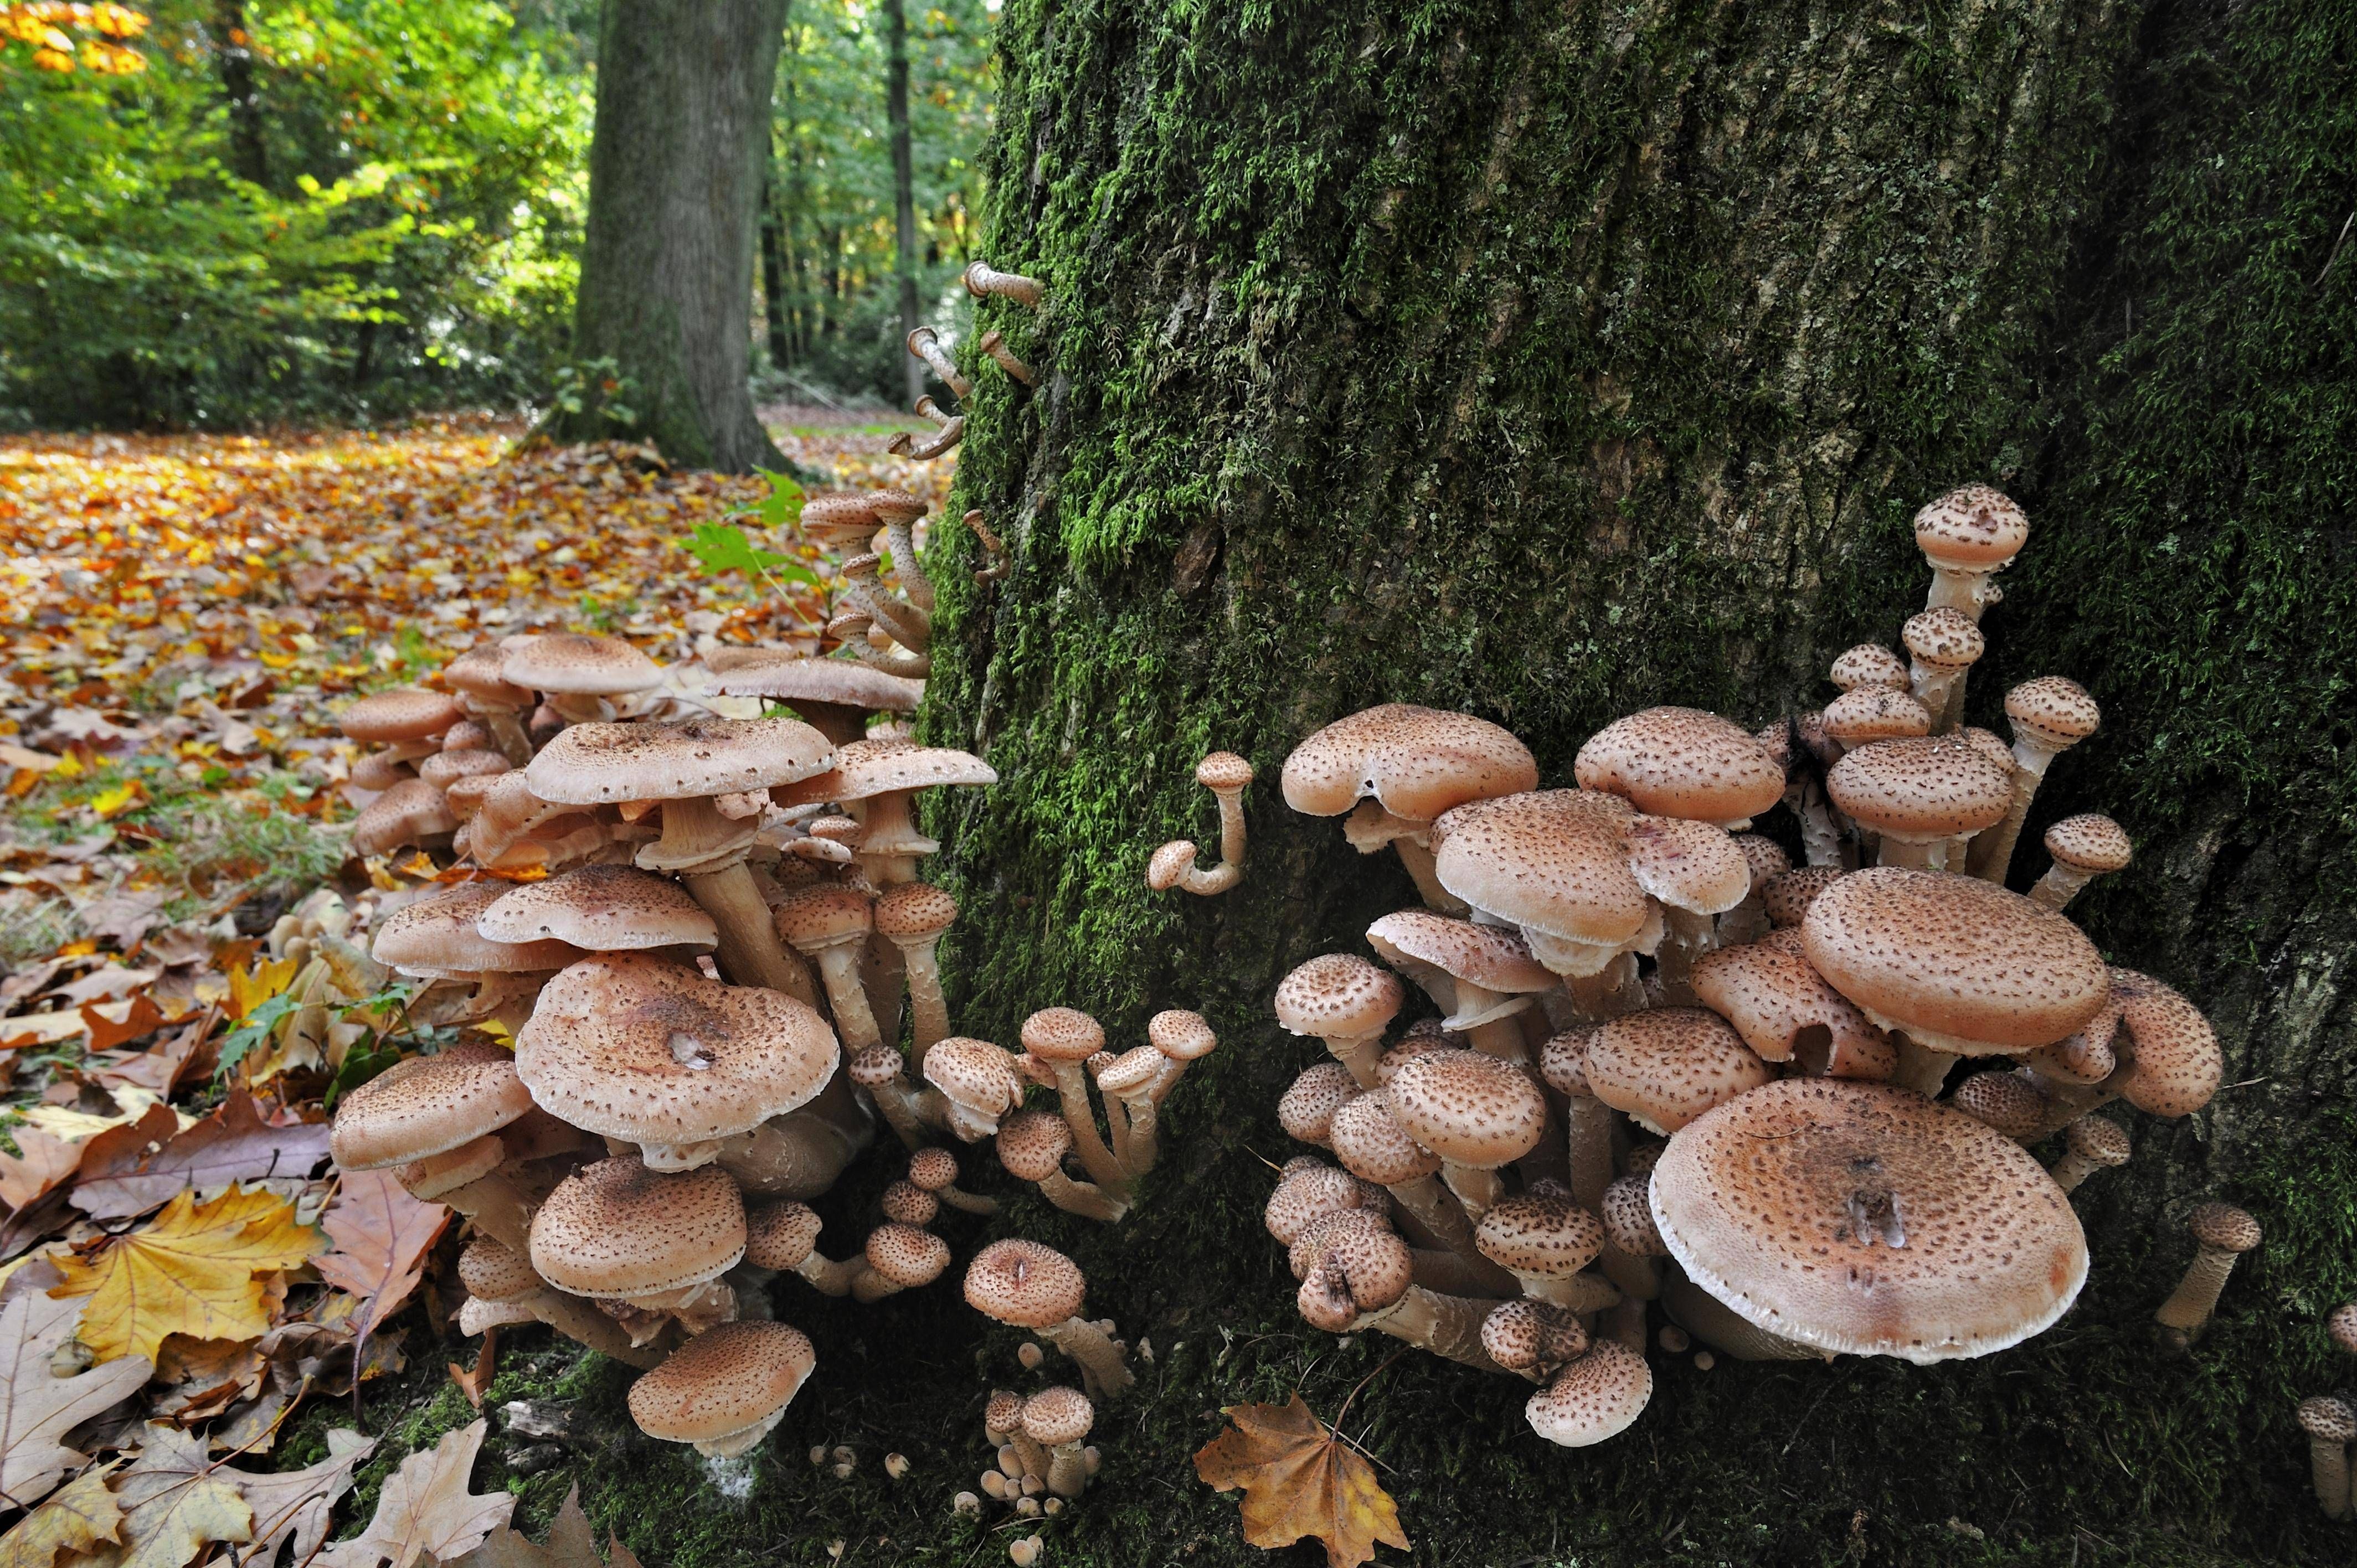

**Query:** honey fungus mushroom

left=1912, top=484, right=2030, bottom=620
left=1149, top=751, right=1254, bottom=896
left=1573, top=706, right=1787, bottom=829
left=766, top=737, right=997, bottom=886
left=627, top=1321, right=817, bottom=1457
left=529, top=1153, right=747, bottom=1330
left=704, top=650, right=924, bottom=747
left=500, top=631, right=663, bottom=724
left=1274, top=955, right=1404, bottom=1089
left=330, top=1040, right=538, bottom=1254
left=963, top=1240, right=1134, bottom=1397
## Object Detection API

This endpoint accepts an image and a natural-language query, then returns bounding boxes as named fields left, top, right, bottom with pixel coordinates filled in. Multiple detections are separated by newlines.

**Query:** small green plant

left=548, top=356, right=639, bottom=427
left=677, top=468, right=825, bottom=621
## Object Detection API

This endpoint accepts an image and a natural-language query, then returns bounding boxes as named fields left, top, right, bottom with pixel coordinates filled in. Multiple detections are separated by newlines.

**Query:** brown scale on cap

left=1583, top=1009, right=1772, bottom=1134
left=1948, top=1071, right=2051, bottom=1142
left=457, top=1236, right=542, bottom=1302
left=1263, top=1162, right=1382, bottom=1244
left=1385, top=1050, right=1547, bottom=1170
left=330, top=1039, right=533, bottom=1170
left=2004, top=677, right=2102, bottom=754
left=626, top=1320, right=816, bottom=1457
left=527, top=718, right=834, bottom=805
left=879, top=1179, right=939, bottom=1228
left=1296, top=1217, right=1415, bottom=1330
left=1573, top=707, right=1785, bottom=826
left=1821, top=687, right=1933, bottom=747
left=924, top=1037, right=1027, bottom=1140
left=744, top=1201, right=825, bottom=1271
left=1691, top=931, right=1894, bottom=1080
left=350, top=777, right=461, bottom=859
left=1326, top=1090, right=1443, bottom=1186
left=995, top=1108, right=1075, bottom=1183
left=418, top=750, right=511, bottom=790
left=341, top=688, right=463, bottom=744
left=1020, top=1008, right=1105, bottom=1062
left=1524, top=1340, right=1652, bottom=1448
left=1278, top=1061, right=1362, bottom=1147
left=964, top=1239, right=1087, bottom=1329
left=500, top=632, right=662, bottom=697
left=514, top=953, right=839, bottom=1154
left=1762, top=866, right=1845, bottom=929
left=1273, top=956, right=1403, bottom=1087
left=1830, top=645, right=1911, bottom=693
left=1475, top=1189, right=1606, bottom=1278
left=1289, top=1208, right=1393, bottom=1282
left=529, top=1154, right=747, bottom=1299
left=1428, top=790, right=1649, bottom=956
left=2328, top=1304, right=2357, bottom=1357
left=1649, top=1079, right=2090, bottom=1363
left=1915, top=484, right=2030, bottom=572
left=1600, top=1175, right=1668, bottom=1258
left=1482, top=1299, right=1591, bottom=1381
left=1802, top=868, right=2110, bottom=1054
left=1826, top=736, right=2012, bottom=858
left=1280, top=704, right=1537, bottom=822
left=859, top=1224, right=951, bottom=1299
left=372, top=881, right=584, bottom=976
left=478, top=864, right=719, bottom=952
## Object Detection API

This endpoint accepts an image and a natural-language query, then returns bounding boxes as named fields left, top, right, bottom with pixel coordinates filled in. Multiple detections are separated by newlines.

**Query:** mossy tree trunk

left=555, top=0, right=790, bottom=472
left=894, top=0, right=2357, bottom=1560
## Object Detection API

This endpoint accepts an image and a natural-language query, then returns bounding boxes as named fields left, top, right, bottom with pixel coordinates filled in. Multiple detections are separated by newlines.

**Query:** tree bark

left=884, top=0, right=925, bottom=406
left=209, top=0, right=268, bottom=188
left=555, top=0, right=789, bottom=472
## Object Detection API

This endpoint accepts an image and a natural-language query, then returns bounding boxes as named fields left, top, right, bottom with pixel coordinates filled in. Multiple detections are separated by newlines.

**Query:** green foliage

left=547, top=355, right=639, bottom=427
left=213, top=989, right=299, bottom=1078
left=0, top=0, right=591, bottom=429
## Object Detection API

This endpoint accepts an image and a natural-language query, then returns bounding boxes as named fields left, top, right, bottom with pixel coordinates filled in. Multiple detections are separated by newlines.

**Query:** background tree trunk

left=554, top=0, right=788, bottom=471
left=884, top=0, right=925, bottom=406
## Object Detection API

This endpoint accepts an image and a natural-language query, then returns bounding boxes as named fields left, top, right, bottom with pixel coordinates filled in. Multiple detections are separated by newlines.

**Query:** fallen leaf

left=0, top=1262, right=154, bottom=1511
left=76, top=1424, right=252, bottom=1568
left=49, top=1102, right=179, bottom=1192
left=1193, top=1395, right=1409, bottom=1568
left=81, top=994, right=168, bottom=1055
left=227, top=1428, right=373, bottom=1568
left=223, top=960, right=299, bottom=1026
left=314, top=1168, right=447, bottom=1362
left=0, top=1126, right=84, bottom=1211
left=317, top=1419, right=512, bottom=1568
left=49, top=1184, right=320, bottom=1364
left=441, top=1483, right=624, bottom=1568
left=0, top=1462, right=124, bottom=1568
left=89, top=1017, right=211, bottom=1099
left=72, top=1094, right=331, bottom=1220
left=52, top=968, right=160, bottom=1007
left=0, top=1012, right=86, bottom=1049
left=78, top=891, right=168, bottom=951
left=446, top=1330, right=495, bottom=1412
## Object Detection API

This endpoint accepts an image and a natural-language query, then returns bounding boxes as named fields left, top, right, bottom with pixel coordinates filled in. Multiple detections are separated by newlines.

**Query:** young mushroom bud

left=924, top=1036, right=1028, bottom=1143
left=2154, top=1203, right=2262, bottom=1343
left=977, top=328, right=1035, bottom=385
left=964, top=261, right=1044, bottom=308
left=851, top=1223, right=952, bottom=1303
left=2047, top=1115, right=2132, bottom=1194
left=2329, top=1302, right=2357, bottom=1358
left=905, top=326, right=973, bottom=399
left=908, top=1145, right=997, bottom=1216
left=1278, top=1061, right=1363, bottom=1148
left=1901, top=608, right=1985, bottom=733
left=1524, top=1341, right=1654, bottom=1448
left=1021, top=1388, right=1095, bottom=1498
left=746, top=1200, right=861, bottom=1297
left=1830, top=644, right=1911, bottom=693
left=1095, top=1046, right=1168, bottom=1177
left=625, top=1321, right=816, bottom=1458
left=1967, top=677, right=2102, bottom=882
left=879, top=1178, right=940, bottom=1229
left=2027, top=814, right=2132, bottom=911
left=2299, top=1396, right=2356, bottom=1520
left=1147, top=752, right=1254, bottom=896
left=1475, top=1189, right=1617, bottom=1312
left=1274, top=956, right=1403, bottom=1089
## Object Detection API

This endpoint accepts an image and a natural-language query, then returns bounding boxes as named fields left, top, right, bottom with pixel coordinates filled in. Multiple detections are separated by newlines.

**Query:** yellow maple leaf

left=1193, top=1395, right=1408, bottom=1568
left=0, top=1463, right=124, bottom=1567
left=49, top=1184, right=320, bottom=1364
left=224, top=957, right=299, bottom=1024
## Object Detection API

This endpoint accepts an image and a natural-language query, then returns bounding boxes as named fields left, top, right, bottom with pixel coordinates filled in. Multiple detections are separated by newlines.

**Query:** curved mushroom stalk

left=827, top=609, right=932, bottom=679
left=1147, top=839, right=1238, bottom=896
left=1039, top=1316, right=1133, bottom=1399
left=840, top=556, right=931, bottom=654
left=848, top=1046, right=948, bottom=1151
left=1342, top=1285, right=1508, bottom=1373
left=1038, top=1169, right=1129, bottom=1223
left=905, top=325, right=973, bottom=399
left=1342, top=802, right=1465, bottom=913
left=791, top=1249, right=862, bottom=1298
left=1381, top=1174, right=1480, bottom=1257
left=894, top=417, right=965, bottom=462
left=1411, top=1246, right=1528, bottom=1300
left=964, top=261, right=1044, bottom=307
left=1438, top=1162, right=1504, bottom=1224
left=977, top=328, right=1035, bottom=385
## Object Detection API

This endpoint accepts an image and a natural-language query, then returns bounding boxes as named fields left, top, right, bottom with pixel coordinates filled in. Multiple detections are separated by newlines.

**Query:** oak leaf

left=0, top=1266, right=153, bottom=1511
left=1193, top=1395, right=1408, bottom=1568
left=49, top=1184, right=320, bottom=1364
left=76, top=1424, right=251, bottom=1568
left=71, top=1094, right=331, bottom=1221
left=228, top=1428, right=374, bottom=1568
left=313, top=1168, right=448, bottom=1358
left=444, top=1483, right=644, bottom=1568
left=317, top=1419, right=512, bottom=1568
left=0, top=1463, right=124, bottom=1568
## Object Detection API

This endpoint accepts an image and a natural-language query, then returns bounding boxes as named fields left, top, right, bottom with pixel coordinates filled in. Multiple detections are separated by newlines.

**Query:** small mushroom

left=906, top=1146, right=996, bottom=1215
left=1384, top=1049, right=1546, bottom=1222
left=1829, top=644, right=1911, bottom=693
left=626, top=1321, right=815, bottom=1457
left=2046, top=1115, right=2131, bottom=1194
left=976, top=328, right=1036, bottom=386
left=960, top=508, right=1011, bottom=581
left=2153, top=1203, right=2262, bottom=1344
left=1273, top=955, right=1403, bottom=1089
left=1912, top=484, right=2029, bottom=621
left=2298, top=1396, right=2355, bottom=1519
left=1901, top=608, right=1985, bottom=733
left=906, top=326, right=973, bottom=399
left=1019, top=1009, right=1130, bottom=1196
left=745, top=1200, right=861, bottom=1297
left=997, top=1108, right=1126, bottom=1223
left=2026, top=814, right=2132, bottom=911
left=1967, top=677, right=2102, bottom=882
left=774, top=885, right=884, bottom=1056
left=1147, top=752, right=1254, bottom=897
left=1293, top=1211, right=1502, bottom=1371
left=964, top=1240, right=1133, bottom=1397
left=924, top=1036, right=1028, bottom=1142
left=851, top=1223, right=952, bottom=1303
left=1021, top=1388, right=1094, bottom=1498
left=1475, top=1188, right=1617, bottom=1312
left=964, top=261, right=1044, bottom=307
left=1524, top=1342, right=1652, bottom=1448
left=1277, top=1061, right=1362, bottom=1148
left=849, top=1044, right=946, bottom=1151
left=1481, top=1299, right=1591, bottom=1382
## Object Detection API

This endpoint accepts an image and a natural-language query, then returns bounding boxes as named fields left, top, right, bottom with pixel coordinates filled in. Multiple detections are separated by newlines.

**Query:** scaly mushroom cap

left=1147, top=842, right=1200, bottom=890
left=2300, top=1396, right=2357, bottom=1445
left=798, top=491, right=881, bottom=543
left=350, top=778, right=460, bottom=858
left=1649, top=1079, right=2089, bottom=1363
left=1365, top=911, right=1555, bottom=997
left=500, top=632, right=662, bottom=697
left=1913, top=484, right=2029, bottom=571
left=906, top=1147, right=961, bottom=1193
left=2027, top=1000, right=2121, bottom=1085
left=1525, top=1342, right=1652, bottom=1447
left=1280, top=704, right=1537, bottom=822
left=1622, top=815, right=1751, bottom=915
left=1094, top=1046, right=1164, bottom=1098
left=399, top=1134, right=504, bottom=1200
left=1385, top=1049, right=1547, bottom=1169
left=1190, top=752, right=1254, bottom=795
left=1021, top=1386, right=1094, bottom=1447
left=372, top=881, right=585, bottom=975
left=874, top=881, right=959, bottom=940
left=330, top=1040, right=533, bottom=1170
left=529, top=1155, right=747, bottom=1297
left=526, top=717, right=835, bottom=804
left=925, top=1038, right=1025, bottom=1119
left=1825, top=737, right=2013, bottom=843
left=1584, top=1009, right=1772, bottom=1132
left=1821, top=687, right=1933, bottom=746
left=1326, top=1089, right=1443, bottom=1185
left=743, top=1201, right=825, bottom=1271
left=1278, top=1062, right=1362, bottom=1146
left=864, top=1224, right=951, bottom=1288
left=2043, top=814, right=2132, bottom=875
left=1263, top=1162, right=1382, bottom=1244
left=1019, top=1007, right=1107, bottom=1064
left=1429, top=790, right=1648, bottom=946
left=994, top=1108, right=1074, bottom=1183
left=340, top=687, right=462, bottom=744
left=2063, top=1116, right=2131, bottom=1168
left=1948, top=1072, right=2050, bottom=1141
left=1297, top=1218, right=1414, bottom=1327
left=627, top=1321, right=815, bottom=1446
left=1802, top=868, right=2111, bottom=1053
left=1273, top=956, right=1404, bottom=1040
left=1956, top=725, right=2015, bottom=773
left=847, top=1045, right=910, bottom=1090
left=2005, top=677, right=2102, bottom=751
left=2327, top=1304, right=2357, bottom=1356
left=478, top=864, right=719, bottom=952
left=768, top=738, right=998, bottom=809
left=705, top=651, right=924, bottom=713
left=1483, top=1299, right=1590, bottom=1376
left=1573, top=708, right=1785, bottom=825
left=862, top=486, right=927, bottom=527
left=456, top=1236, right=541, bottom=1302
left=1290, top=1208, right=1394, bottom=1281
left=1691, top=931, right=1892, bottom=1075
left=1762, top=868, right=1846, bottom=929
left=1147, top=1009, right=1219, bottom=1061
left=772, top=884, right=874, bottom=948
left=984, top=1389, right=1026, bottom=1437
left=1732, top=834, right=1793, bottom=890
left=1475, top=1189, right=1605, bottom=1277
left=1830, top=645, right=1911, bottom=693
left=417, top=750, right=512, bottom=790
left=1902, top=608, right=1986, bottom=672
left=965, top=1239, right=1088, bottom=1329
left=444, top=646, right=532, bottom=707
left=2186, top=1203, right=2261, bottom=1255
left=1537, top=1030, right=1594, bottom=1097
left=514, top=954, right=840, bottom=1146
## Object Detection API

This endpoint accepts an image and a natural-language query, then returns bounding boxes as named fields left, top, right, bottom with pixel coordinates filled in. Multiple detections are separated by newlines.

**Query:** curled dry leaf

left=71, top=1094, right=331, bottom=1221
left=314, top=1169, right=449, bottom=1351
left=227, top=1428, right=375, bottom=1568
left=1193, top=1395, right=1409, bottom=1568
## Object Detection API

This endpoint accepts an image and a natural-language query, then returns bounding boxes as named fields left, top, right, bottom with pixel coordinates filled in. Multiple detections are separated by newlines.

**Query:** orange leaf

left=1193, top=1395, right=1409, bottom=1568
left=448, top=1327, right=496, bottom=1411
left=81, top=989, right=166, bottom=1052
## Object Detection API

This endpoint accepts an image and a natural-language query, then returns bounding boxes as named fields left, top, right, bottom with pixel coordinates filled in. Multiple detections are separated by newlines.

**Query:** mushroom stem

left=805, top=940, right=884, bottom=1057
left=793, top=1250, right=862, bottom=1297
left=680, top=862, right=820, bottom=1008
left=1357, top=1287, right=1509, bottom=1374
left=475, top=708, right=534, bottom=767
left=842, top=571, right=931, bottom=655
left=1008, top=1430, right=1052, bottom=1483
left=866, top=1074, right=941, bottom=1151
left=1046, top=1442, right=1088, bottom=1499
left=1047, top=1062, right=1131, bottom=1196
left=1563, top=1096, right=1617, bottom=1215
left=1037, top=1169, right=1129, bottom=1224
left=1100, top=1090, right=1134, bottom=1174
left=1967, top=735, right=2068, bottom=883
left=977, top=328, right=1035, bottom=385
left=1875, top=837, right=1940, bottom=870
left=1383, top=1174, right=1484, bottom=1261
left=1654, top=908, right=1717, bottom=1005
left=852, top=789, right=930, bottom=886
left=1208, top=780, right=1248, bottom=872
left=1041, top=1316, right=1133, bottom=1398
left=2026, top=862, right=2101, bottom=912
left=1391, top=835, right=1466, bottom=915
left=934, top=1183, right=996, bottom=1216
left=1596, top=1242, right=1661, bottom=1303
left=2303, top=1416, right=2353, bottom=1520
left=1562, top=956, right=1643, bottom=1025
left=717, top=1110, right=862, bottom=1200
left=964, top=261, right=1044, bottom=307
left=1891, top=1036, right=1960, bottom=1098
left=1114, top=1092, right=1159, bottom=1177
left=2154, top=1246, right=2247, bottom=1334
left=1439, top=1162, right=1503, bottom=1224
left=905, top=326, right=973, bottom=399
left=883, top=518, right=936, bottom=616
left=1319, top=1029, right=1387, bottom=1091
left=902, top=417, right=965, bottom=461
left=1603, top=1296, right=1649, bottom=1354
left=2046, top=1146, right=2109, bottom=1194
left=1517, top=1271, right=1624, bottom=1314
left=519, top=1288, right=668, bottom=1369
left=1663, top=1276, right=1825, bottom=1362
left=1412, top=1247, right=1524, bottom=1299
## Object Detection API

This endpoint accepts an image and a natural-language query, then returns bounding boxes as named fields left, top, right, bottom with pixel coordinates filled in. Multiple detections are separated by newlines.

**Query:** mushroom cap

left=1956, top=725, right=2015, bottom=774
left=2186, top=1202, right=2261, bottom=1254
left=799, top=491, right=881, bottom=541
left=1524, top=1342, right=1652, bottom=1447
left=1475, top=1189, right=1605, bottom=1277
left=864, top=486, right=927, bottom=526
left=526, top=717, right=835, bottom=804
left=1020, top=1387, right=1094, bottom=1446
left=2043, top=814, right=2132, bottom=875
left=1365, top=910, right=1555, bottom=996
left=340, top=688, right=463, bottom=744
left=743, top=1201, right=824, bottom=1271
left=1802, top=868, right=2110, bottom=1052
left=1094, top=1045, right=1164, bottom=1098
left=1195, top=751, right=1254, bottom=791
left=478, top=864, right=719, bottom=952
left=1280, top=704, right=1537, bottom=822
left=2300, top=1396, right=2357, bottom=1444
left=1649, top=1079, right=2089, bottom=1363
left=906, top=1147, right=961, bottom=1193
left=1584, top=1009, right=1773, bottom=1132
left=500, top=632, right=662, bottom=696
left=1537, top=1030, right=1593, bottom=1097
left=1913, top=484, right=2030, bottom=571
left=864, top=1223, right=951, bottom=1288
left=399, top=1133, right=505, bottom=1200
left=1762, top=868, right=1846, bottom=929
left=1622, top=815, right=1751, bottom=915
left=1429, top=790, right=1648, bottom=947
left=627, top=1321, right=815, bottom=1446
left=2062, top=1116, right=2131, bottom=1165
left=984, top=1389, right=1026, bottom=1436
left=416, top=749, right=511, bottom=790
left=1483, top=1299, right=1589, bottom=1375
left=769, top=738, right=997, bottom=808
left=2005, top=677, right=2102, bottom=751
left=2103, top=969, right=2221, bottom=1116
left=1326, top=1089, right=1443, bottom=1184
left=1600, top=1174, right=1667, bottom=1257
left=444, top=646, right=531, bottom=706
left=1830, top=645, right=1911, bottom=693
left=1297, top=1216, right=1413, bottom=1324
left=1146, top=841, right=1200, bottom=890
left=1263, top=1162, right=1381, bottom=1244
left=330, top=1040, right=533, bottom=1170
left=772, top=883, right=874, bottom=949
left=514, top=953, right=840, bottom=1146
left=706, top=651, right=924, bottom=713
left=1384, top=1049, right=1547, bottom=1169
left=1573, top=708, right=1785, bottom=825
left=995, top=1108, right=1074, bottom=1182
left=1948, top=1072, right=2050, bottom=1141
left=925, top=1038, right=1025, bottom=1117
left=1278, top=1061, right=1362, bottom=1146
left=530, top=1154, right=747, bottom=1297
left=1821, top=687, right=1933, bottom=746
left=2327, top=1303, right=2357, bottom=1356
left=1825, top=737, right=2013, bottom=843
left=1692, top=931, right=1893, bottom=1077
left=349, top=777, right=461, bottom=859
left=456, top=1236, right=541, bottom=1302
left=1902, top=608, right=1987, bottom=670
left=372, top=881, right=585, bottom=975
left=847, top=1044, right=910, bottom=1090
left=874, top=881, right=959, bottom=941
left=964, top=1239, right=1087, bottom=1329
left=1273, top=955, right=1404, bottom=1041
left=1731, top=834, right=1793, bottom=890
left=1019, top=1008, right=1106, bottom=1063
left=1147, top=1009, right=1218, bottom=1061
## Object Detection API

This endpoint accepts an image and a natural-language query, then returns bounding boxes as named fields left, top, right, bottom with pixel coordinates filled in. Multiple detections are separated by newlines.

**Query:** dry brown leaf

left=81, top=994, right=168, bottom=1055
left=0, top=1264, right=154, bottom=1512
left=317, top=1419, right=512, bottom=1568
left=76, top=1423, right=253, bottom=1568
left=313, top=1168, right=449, bottom=1357
left=1193, top=1395, right=1409, bottom=1568
left=441, top=1483, right=608, bottom=1568
left=73, top=1093, right=331, bottom=1221
left=0, top=1126, right=84, bottom=1211
left=0, top=1462, right=124, bottom=1568
left=447, top=1330, right=496, bottom=1412
left=226, top=1428, right=374, bottom=1568
left=49, top=1184, right=320, bottom=1364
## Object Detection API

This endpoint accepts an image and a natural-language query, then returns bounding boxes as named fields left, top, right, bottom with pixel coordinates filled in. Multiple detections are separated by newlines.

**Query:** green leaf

left=215, top=993, right=301, bottom=1080
left=324, top=1041, right=403, bottom=1109
left=743, top=468, right=807, bottom=532
left=678, top=523, right=820, bottom=587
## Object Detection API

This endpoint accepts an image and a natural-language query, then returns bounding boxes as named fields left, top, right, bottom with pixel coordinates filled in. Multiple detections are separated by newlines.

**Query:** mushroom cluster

left=1263, top=485, right=2235, bottom=1449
